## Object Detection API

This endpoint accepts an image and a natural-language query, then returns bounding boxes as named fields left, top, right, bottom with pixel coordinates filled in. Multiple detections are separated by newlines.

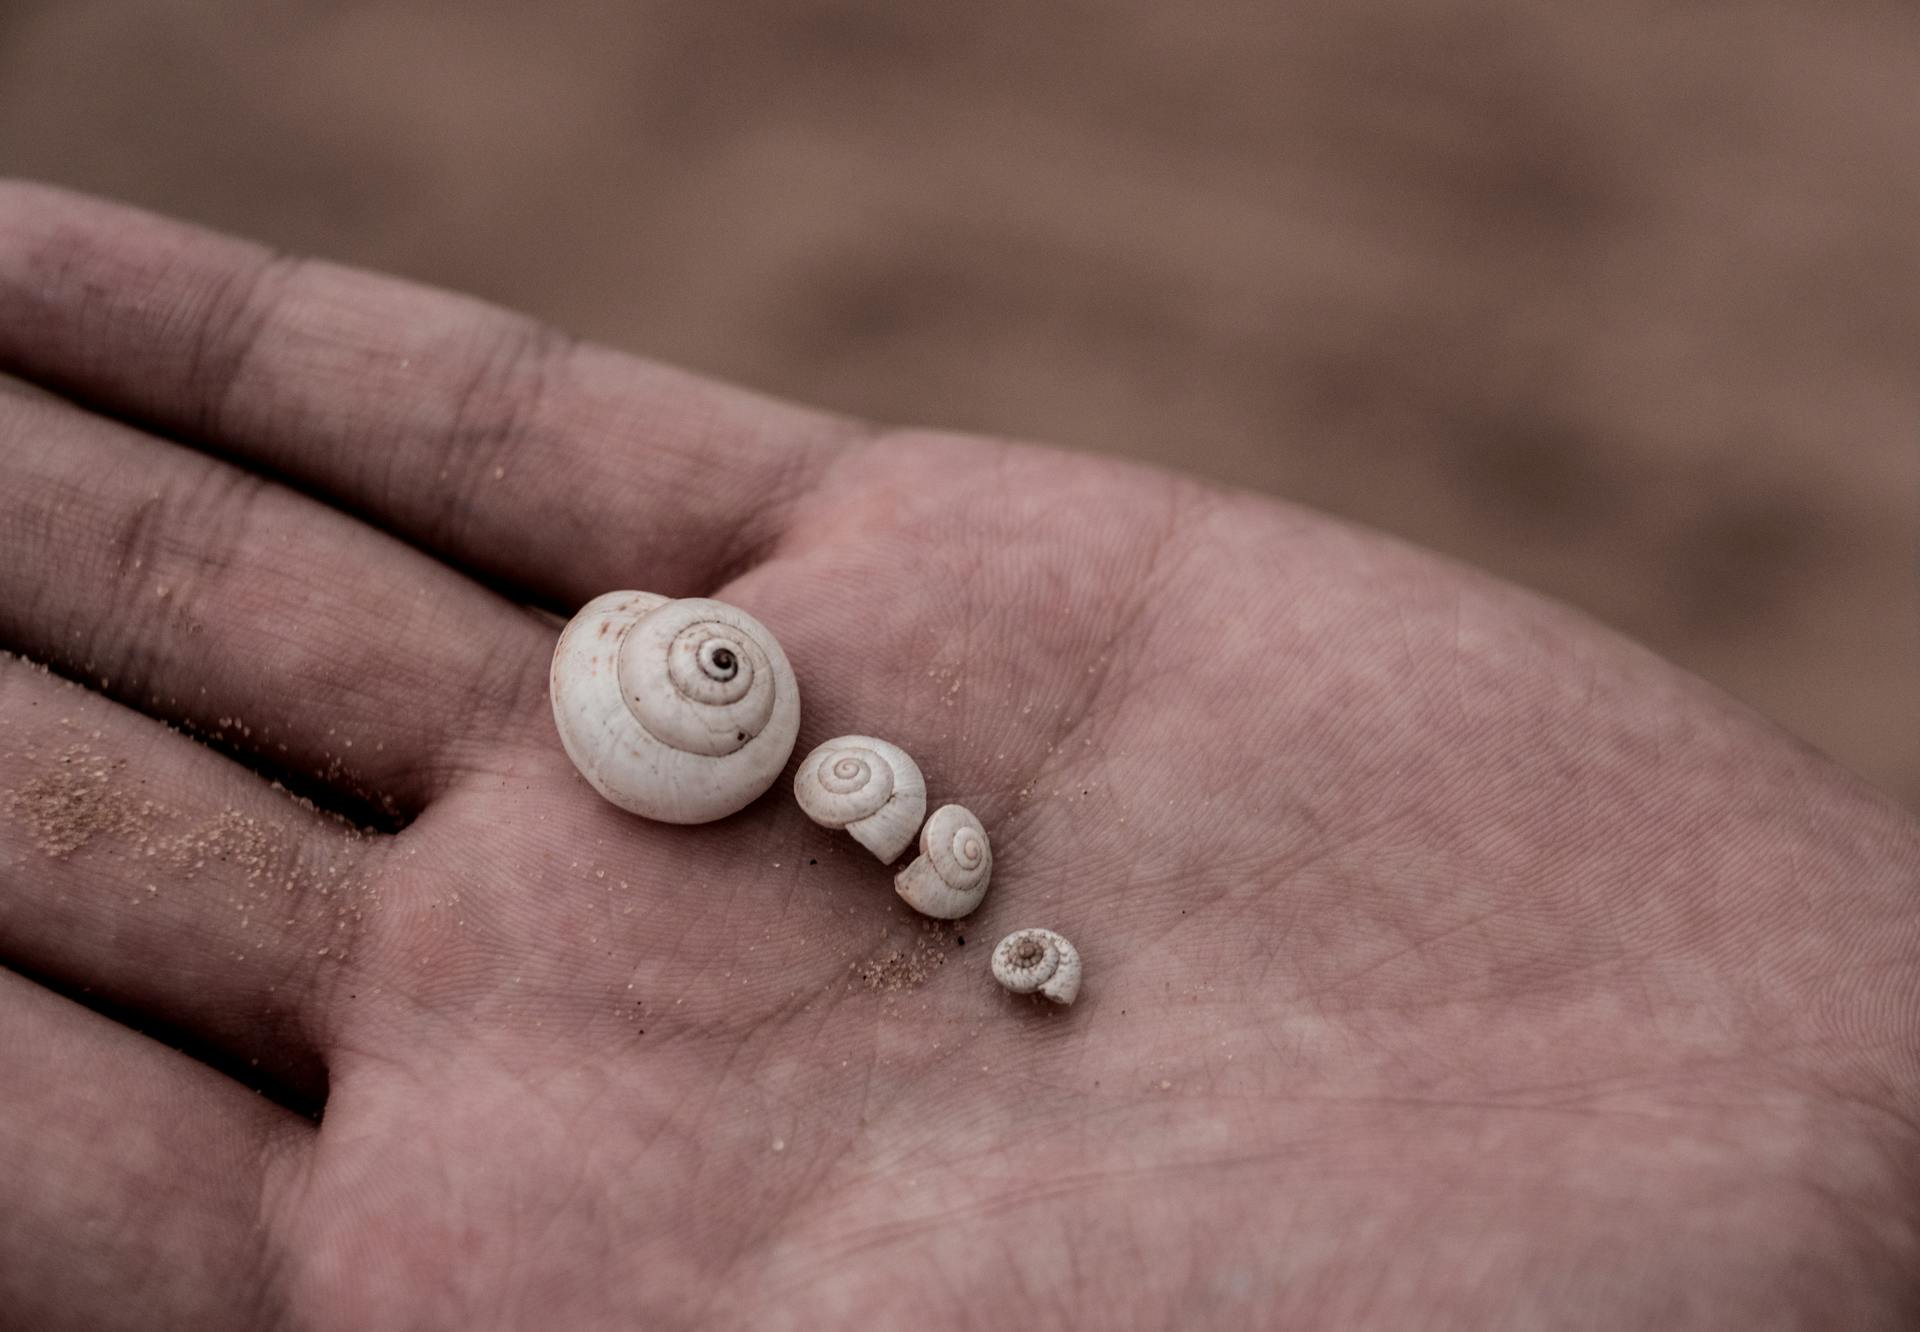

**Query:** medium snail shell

left=991, top=928, right=1082, bottom=1005
left=793, top=736, right=927, bottom=864
left=893, top=804, right=992, bottom=919
left=549, top=591, right=801, bottom=824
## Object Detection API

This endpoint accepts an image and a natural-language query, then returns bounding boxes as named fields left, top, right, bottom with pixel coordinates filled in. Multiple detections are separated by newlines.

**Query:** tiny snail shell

left=549, top=591, right=801, bottom=824
left=893, top=803, right=992, bottom=919
left=792, top=736, right=927, bottom=864
left=991, top=928, right=1082, bottom=1005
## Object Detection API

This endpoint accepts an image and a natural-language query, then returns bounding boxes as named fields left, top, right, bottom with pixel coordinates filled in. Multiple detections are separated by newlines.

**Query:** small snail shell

left=549, top=591, right=801, bottom=824
left=893, top=804, right=992, bottom=919
left=792, top=736, right=927, bottom=864
left=991, top=928, right=1082, bottom=1005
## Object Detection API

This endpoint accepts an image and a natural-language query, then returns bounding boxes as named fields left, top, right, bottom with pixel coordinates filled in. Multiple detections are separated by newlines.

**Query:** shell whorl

left=619, top=600, right=777, bottom=756
left=990, top=928, right=1081, bottom=1005
left=549, top=592, right=801, bottom=824
left=793, top=736, right=927, bottom=863
left=893, top=803, right=992, bottom=918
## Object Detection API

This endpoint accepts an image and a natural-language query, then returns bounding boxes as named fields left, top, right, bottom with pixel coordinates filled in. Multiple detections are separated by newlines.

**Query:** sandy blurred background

left=1, top=1, right=1915, bottom=805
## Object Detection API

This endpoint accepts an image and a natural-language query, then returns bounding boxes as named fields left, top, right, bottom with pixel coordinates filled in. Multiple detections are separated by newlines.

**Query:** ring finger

left=0, top=652, right=375, bottom=1105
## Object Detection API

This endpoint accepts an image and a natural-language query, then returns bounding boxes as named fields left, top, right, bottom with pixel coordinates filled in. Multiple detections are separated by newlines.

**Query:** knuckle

left=427, top=317, right=575, bottom=534
left=186, top=251, right=306, bottom=437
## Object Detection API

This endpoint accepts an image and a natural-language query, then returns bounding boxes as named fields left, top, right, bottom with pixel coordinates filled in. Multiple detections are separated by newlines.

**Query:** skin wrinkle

left=730, top=1076, right=862, bottom=1255
left=382, top=632, right=553, bottom=790
left=670, top=1084, right=794, bottom=1310
left=1598, top=875, right=1665, bottom=1027
left=891, top=439, right=1007, bottom=803
left=780, top=1083, right=1813, bottom=1321
left=708, top=412, right=876, bottom=594
left=2, top=399, right=558, bottom=819
left=15, top=215, right=116, bottom=377
left=0, top=969, right=311, bottom=1326
left=1015, top=476, right=1205, bottom=811
left=1187, top=803, right=1423, bottom=948
left=1306, top=902, right=1516, bottom=1002
left=245, top=1119, right=317, bottom=1332
left=28, top=422, right=264, bottom=631
left=0, top=186, right=1916, bottom=1327
left=93, top=468, right=260, bottom=702
left=103, top=481, right=167, bottom=582
left=432, top=318, right=580, bottom=558
left=287, top=834, right=418, bottom=1057
left=3, top=194, right=834, bottom=616
left=793, top=1140, right=1303, bottom=1269
left=830, top=439, right=1207, bottom=872
left=545, top=361, right=866, bottom=609
left=4, top=943, right=329, bottom=1111
left=187, top=250, right=307, bottom=447
left=0, top=659, right=362, bottom=1096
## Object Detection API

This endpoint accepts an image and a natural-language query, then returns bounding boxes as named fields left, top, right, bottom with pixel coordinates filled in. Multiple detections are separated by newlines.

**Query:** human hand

left=1, top=184, right=1915, bottom=1330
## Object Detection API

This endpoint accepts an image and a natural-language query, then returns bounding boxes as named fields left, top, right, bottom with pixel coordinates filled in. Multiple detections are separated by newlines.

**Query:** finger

left=0, top=381, right=550, bottom=817
left=0, top=968, right=306, bottom=1332
left=0, top=369, right=60, bottom=404
left=0, top=181, right=860, bottom=606
left=1, top=653, right=376, bottom=1104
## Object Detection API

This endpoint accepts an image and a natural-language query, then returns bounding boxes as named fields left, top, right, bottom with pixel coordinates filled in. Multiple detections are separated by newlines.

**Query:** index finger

left=0, top=182, right=862, bottom=605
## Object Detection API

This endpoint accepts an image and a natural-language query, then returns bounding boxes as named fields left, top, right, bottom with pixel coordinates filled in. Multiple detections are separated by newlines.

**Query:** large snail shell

left=549, top=591, right=801, bottom=824
left=793, top=736, right=927, bottom=864
left=991, top=928, right=1082, bottom=1005
left=893, top=803, right=992, bottom=919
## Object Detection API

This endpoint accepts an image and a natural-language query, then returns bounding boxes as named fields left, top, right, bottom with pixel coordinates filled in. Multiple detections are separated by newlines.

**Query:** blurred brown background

left=2, top=1, right=1915, bottom=805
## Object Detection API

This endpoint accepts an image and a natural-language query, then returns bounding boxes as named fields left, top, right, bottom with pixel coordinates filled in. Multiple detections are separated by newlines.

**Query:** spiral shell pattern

left=615, top=598, right=780, bottom=758
left=893, top=803, right=992, bottom=919
left=793, top=736, right=926, bottom=863
left=550, top=592, right=801, bottom=824
left=990, top=928, right=1082, bottom=1005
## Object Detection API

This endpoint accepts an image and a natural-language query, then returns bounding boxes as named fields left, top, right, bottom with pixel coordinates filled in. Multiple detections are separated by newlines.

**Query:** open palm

left=2, top=185, right=1916, bottom=1331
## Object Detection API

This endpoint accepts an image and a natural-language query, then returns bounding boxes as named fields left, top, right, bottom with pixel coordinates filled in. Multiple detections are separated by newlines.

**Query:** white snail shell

left=549, top=591, right=801, bottom=824
left=893, top=804, right=992, bottom=919
left=991, top=928, right=1082, bottom=1005
left=792, top=736, right=927, bottom=864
